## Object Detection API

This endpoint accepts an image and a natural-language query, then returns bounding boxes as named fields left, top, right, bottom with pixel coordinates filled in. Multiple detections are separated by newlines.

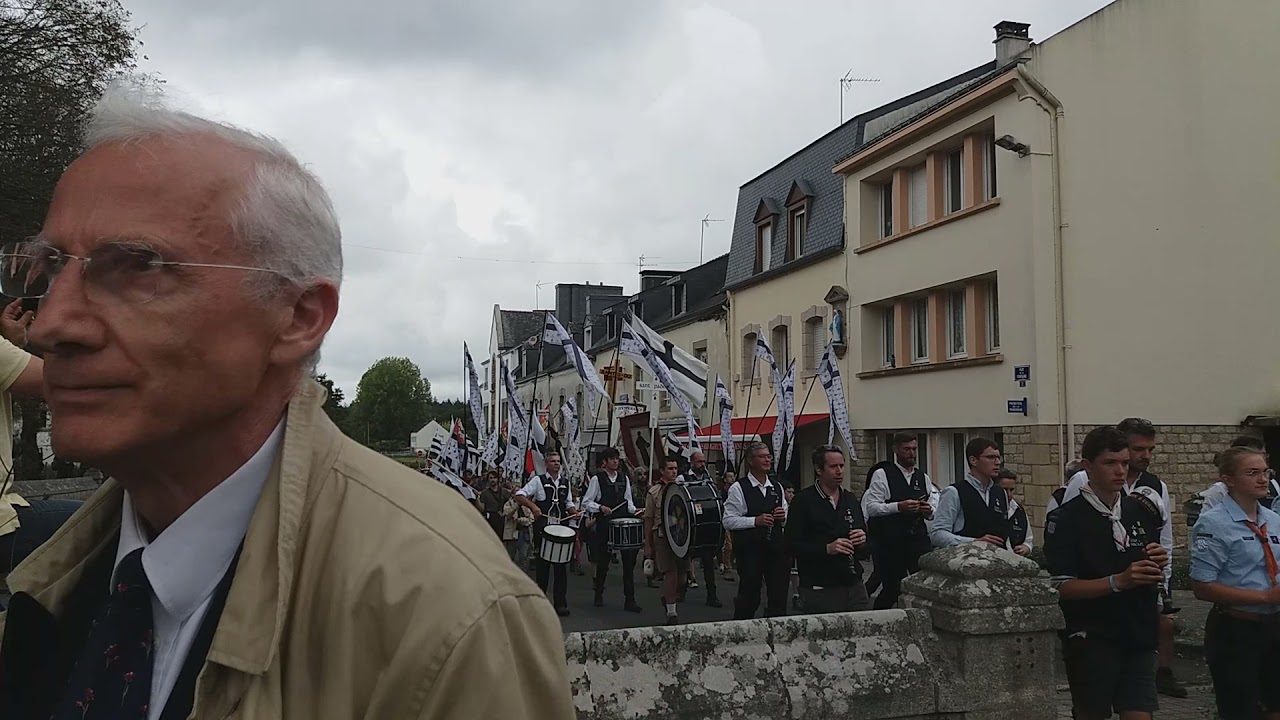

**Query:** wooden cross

left=599, top=357, right=632, bottom=402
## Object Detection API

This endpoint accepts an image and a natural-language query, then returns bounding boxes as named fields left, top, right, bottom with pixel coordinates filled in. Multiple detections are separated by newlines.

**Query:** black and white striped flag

left=620, top=317, right=700, bottom=449
left=624, top=314, right=708, bottom=407
left=463, top=343, right=487, bottom=443
left=544, top=312, right=608, bottom=418
left=714, top=374, right=734, bottom=467
left=817, top=342, right=855, bottom=458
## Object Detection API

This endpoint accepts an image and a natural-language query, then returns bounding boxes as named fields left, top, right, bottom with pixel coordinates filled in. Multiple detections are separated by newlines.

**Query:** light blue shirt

left=1190, top=496, right=1280, bottom=615
left=929, top=473, right=996, bottom=548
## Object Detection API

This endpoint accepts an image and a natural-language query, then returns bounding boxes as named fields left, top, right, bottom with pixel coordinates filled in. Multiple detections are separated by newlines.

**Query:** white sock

left=666, top=603, right=677, bottom=616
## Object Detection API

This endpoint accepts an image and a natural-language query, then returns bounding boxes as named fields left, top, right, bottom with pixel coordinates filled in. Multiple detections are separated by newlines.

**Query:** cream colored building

left=833, top=2, right=1280, bottom=535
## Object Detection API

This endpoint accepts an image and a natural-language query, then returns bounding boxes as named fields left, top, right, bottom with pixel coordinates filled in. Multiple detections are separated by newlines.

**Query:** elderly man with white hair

left=0, top=84, right=573, bottom=720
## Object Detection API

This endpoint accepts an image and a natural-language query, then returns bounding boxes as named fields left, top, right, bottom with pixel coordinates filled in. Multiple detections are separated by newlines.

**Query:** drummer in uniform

left=514, top=450, right=577, bottom=617
left=677, top=450, right=723, bottom=608
left=582, top=447, right=644, bottom=613
left=646, top=457, right=689, bottom=624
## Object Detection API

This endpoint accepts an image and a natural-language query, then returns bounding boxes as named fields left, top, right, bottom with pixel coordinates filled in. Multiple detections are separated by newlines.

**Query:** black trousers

left=689, top=545, right=719, bottom=598
left=592, top=524, right=637, bottom=600
left=800, top=584, right=871, bottom=614
left=733, top=541, right=790, bottom=619
left=532, top=520, right=568, bottom=609
left=1206, top=609, right=1280, bottom=719
left=872, top=542, right=923, bottom=610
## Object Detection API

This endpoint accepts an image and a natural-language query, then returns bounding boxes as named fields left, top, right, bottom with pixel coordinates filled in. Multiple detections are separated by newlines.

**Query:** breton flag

left=561, top=399, right=587, bottom=483
left=817, top=341, right=855, bottom=457
left=753, top=334, right=782, bottom=388
left=501, top=362, right=529, bottom=478
left=714, top=374, right=734, bottom=469
left=620, top=317, right=700, bottom=449
left=773, top=363, right=797, bottom=470
left=543, top=313, right=609, bottom=417
left=463, top=343, right=487, bottom=443
left=623, top=313, right=708, bottom=407
left=663, top=430, right=696, bottom=463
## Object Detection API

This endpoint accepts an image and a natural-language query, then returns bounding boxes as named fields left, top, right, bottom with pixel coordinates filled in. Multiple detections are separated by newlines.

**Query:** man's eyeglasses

left=0, top=239, right=288, bottom=305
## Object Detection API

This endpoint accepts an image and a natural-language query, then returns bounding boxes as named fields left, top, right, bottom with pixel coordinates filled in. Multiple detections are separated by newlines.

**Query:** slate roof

left=725, top=61, right=997, bottom=290
left=499, top=309, right=547, bottom=351
left=585, top=254, right=729, bottom=356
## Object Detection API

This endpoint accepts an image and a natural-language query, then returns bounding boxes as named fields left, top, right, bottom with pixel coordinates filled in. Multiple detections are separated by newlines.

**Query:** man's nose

left=28, top=264, right=103, bottom=355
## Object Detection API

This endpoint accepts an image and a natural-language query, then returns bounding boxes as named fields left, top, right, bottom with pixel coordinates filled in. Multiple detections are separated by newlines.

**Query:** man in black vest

left=677, top=450, right=722, bottom=608
left=862, top=432, right=938, bottom=609
left=997, top=469, right=1033, bottom=556
left=514, top=451, right=577, bottom=617
left=582, top=447, right=642, bottom=612
left=722, top=442, right=789, bottom=619
left=784, top=445, right=870, bottom=613
left=929, top=437, right=1011, bottom=549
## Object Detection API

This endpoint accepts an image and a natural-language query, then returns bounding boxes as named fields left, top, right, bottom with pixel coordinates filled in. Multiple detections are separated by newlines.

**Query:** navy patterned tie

left=52, top=548, right=154, bottom=720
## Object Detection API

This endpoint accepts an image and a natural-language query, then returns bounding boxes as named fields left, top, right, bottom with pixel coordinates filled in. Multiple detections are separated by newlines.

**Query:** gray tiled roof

left=499, top=309, right=546, bottom=351
left=725, top=61, right=997, bottom=289
left=585, top=254, right=729, bottom=356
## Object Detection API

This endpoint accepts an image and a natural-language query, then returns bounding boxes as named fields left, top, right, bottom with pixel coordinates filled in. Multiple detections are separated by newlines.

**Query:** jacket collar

left=6, top=379, right=336, bottom=677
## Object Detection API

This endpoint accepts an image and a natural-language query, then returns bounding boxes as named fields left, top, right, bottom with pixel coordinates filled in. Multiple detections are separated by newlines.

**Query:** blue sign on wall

left=1007, top=398, right=1028, bottom=416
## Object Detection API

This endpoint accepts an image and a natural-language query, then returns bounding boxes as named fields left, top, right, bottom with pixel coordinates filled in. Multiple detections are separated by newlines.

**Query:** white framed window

left=802, top=317, right=825, bottom=372
left=879, top=181, right=894, bottom=238
left=605, top=312, right=617, bottom=339
left=908, top=164, right=928, bottom=227
left=985, top=280, right=1000, bottom=351
left=949, top=431, right=969, bottom=487
left=945, top=148, right=964, bottom=214
left=911, top=297, right=929, bottom=363
left=789, top=206, right=806, bottom=260
left=946, top=288, right=967, bottom=358
left=982, top=133, right=998, bottom=201
left=881, top=306, right=896, bottom=368
left=672, top=283, right=686, bottom=315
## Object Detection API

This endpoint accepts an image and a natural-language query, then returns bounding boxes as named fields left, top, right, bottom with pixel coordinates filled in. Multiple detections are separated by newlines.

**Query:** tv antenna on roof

left=840, top=70, right=880, bottom=124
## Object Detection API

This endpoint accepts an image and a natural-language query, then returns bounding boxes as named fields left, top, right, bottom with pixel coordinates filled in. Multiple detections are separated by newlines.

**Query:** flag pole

left=523, top=310, right=549, bottom=479
left=785, top=372, right=820, bottom=478
left=734, top=340, right=760, bottom=472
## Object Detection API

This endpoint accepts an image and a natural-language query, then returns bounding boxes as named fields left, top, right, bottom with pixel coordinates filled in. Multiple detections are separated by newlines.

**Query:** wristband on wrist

left=1108, top=574, right=1119, bottom=593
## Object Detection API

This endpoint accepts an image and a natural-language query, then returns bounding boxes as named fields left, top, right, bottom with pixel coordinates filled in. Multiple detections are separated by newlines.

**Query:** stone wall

left=566, top=544, right=1062, bottom=720
left=1002, top=423, right=1260, bottom=543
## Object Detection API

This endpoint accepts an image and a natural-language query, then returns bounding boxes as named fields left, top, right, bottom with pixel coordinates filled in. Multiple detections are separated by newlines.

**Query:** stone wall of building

left=566, top=544, right=1062, bottom=720
left=1001, top=423, right=1260, bottom=543
left=849, top=431, right=878, bottom=491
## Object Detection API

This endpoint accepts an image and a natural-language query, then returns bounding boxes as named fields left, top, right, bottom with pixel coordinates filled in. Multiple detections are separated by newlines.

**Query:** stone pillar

left=900, top=543, right=1064, bottom=720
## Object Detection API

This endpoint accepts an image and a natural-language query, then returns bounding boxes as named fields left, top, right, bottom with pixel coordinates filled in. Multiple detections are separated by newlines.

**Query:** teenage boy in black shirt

left=1045, top=425, right=1168, bottom=720
left=784, top=445, right=871, bottom=612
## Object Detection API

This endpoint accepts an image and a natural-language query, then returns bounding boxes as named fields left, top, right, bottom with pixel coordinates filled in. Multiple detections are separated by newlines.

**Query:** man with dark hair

left=998, top=469, right=1033, bottom=555
left=929, top=438, right=1011, bottom=549
left=514, top=451, right=577, bottom=617
left=722, top=442, right=789, bottom=619
left=862, top=432, right=938, bottom=609
left=677, top=450, right=722, bottom=608
left=1060, top=418, right=1183, bottom=698
left=582, top=447, right=642, bottom=612
left=784, top=445, right=870, bottom=613
left=1046, top=426, right=1168, bottom=720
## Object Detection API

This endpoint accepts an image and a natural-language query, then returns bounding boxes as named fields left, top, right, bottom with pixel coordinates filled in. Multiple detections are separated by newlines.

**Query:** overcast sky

left=124, top=0, right=1112, bottom=401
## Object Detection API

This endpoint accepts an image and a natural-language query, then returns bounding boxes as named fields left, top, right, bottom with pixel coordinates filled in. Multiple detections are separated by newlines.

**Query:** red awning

left=679, top=414, right=828, bottom=444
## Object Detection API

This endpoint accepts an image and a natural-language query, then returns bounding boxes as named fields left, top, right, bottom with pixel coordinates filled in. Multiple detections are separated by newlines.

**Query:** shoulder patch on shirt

left=1045, top=519, right=1056, bottom=535
left=1194, top=536, right=1212, bottom=552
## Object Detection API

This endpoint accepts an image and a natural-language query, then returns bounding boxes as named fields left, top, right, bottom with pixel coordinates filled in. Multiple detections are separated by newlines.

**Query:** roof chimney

left=993, top=21, right=1032, bottom=67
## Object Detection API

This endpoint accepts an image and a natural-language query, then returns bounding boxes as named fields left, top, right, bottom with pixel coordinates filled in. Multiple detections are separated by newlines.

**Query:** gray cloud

left=122, top=0, right=1112, bottom=403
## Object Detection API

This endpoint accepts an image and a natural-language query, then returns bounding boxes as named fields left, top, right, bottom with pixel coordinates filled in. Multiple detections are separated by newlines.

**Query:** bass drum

left=662, top=482, right=724, bottom=560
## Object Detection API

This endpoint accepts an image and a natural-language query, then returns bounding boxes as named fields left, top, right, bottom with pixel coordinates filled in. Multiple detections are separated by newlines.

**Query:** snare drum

left=663, top=482, right=724, bottom=559
left=608, top=517, right=644, bottom=551
left=539, top=524, right=576, bottom=565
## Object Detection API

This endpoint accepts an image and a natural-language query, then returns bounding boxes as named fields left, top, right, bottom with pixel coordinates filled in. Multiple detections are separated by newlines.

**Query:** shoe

left=593, top=592, right=604, bottom=608
left=624, top=599, right=642, bottom=613
left=706, top=595, right=723, bottom=608
left=687, top=578, right=698, bottom=589
left=792, top=594, right=804, bottom=612
left=1156, top=667, right=1188, bottom=699
left=555, top=606, right=570, bottom=617
left=666, top=614, right=679, bottom=626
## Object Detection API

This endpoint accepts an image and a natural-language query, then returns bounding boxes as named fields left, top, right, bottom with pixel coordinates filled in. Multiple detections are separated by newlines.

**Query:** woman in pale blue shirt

left=1190, top=445, right=1280, bottom=719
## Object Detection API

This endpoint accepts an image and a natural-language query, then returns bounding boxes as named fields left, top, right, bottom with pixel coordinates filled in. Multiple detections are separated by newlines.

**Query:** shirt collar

left=895, top=461, right=916, bottom=478
left=965, top=472, right=992, bottom=493
left=748, top=473, right=772, bottom=489
left=1224, top=495, right=1259, bottom=524
left=115, top=419, right=285, bottom=622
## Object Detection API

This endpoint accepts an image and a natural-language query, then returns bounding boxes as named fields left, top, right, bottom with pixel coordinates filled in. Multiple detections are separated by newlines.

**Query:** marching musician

left=863, top=432, right=938, bottom=609
left=783, top=445, right=870, bottom=613
left=677, top=450, right=723, bottom=608
left=582, top=448, right=643, bottom=613
left=998, top=468, right=1033, bottom=555
left=1190, top=445, right=1280, bottom=719
left=723, top=442, right=789, bottom=619
left=1045, top=426, right=1167, bottom=720
left=929, top=438, right=1014, bottom=551
left=514, top=451, right=577, bottom=617
left=646, top=457, right=689, bottom=625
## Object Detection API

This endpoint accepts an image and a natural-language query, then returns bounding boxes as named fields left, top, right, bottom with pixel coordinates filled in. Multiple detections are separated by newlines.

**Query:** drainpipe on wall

left=1014, top=64, right=1071, bottom=465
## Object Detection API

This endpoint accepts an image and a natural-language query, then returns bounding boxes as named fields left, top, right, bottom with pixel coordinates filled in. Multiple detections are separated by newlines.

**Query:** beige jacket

left=0, top=380, right=574, bottom=719
left=502, top=496, right=534, bottom=541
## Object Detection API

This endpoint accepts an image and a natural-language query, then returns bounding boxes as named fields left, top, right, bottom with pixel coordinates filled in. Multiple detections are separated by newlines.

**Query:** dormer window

left=605, top=311, right=618, bottom=340
left=785, top=180, right=814, bottom=262
left=672, top=282, right=686, bottom=315
left=752, top=197, right=781, bottom=275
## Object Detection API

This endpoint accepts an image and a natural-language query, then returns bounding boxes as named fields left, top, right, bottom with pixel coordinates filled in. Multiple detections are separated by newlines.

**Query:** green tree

left=313, top=372, right=349, bottom=431
left=348, top=357, right=432, bottom=448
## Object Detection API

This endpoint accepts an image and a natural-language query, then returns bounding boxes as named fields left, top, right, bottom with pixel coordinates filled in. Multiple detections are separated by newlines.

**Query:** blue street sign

left=1007, top=398, right=1028, bottom=416
left=1014, top=365, right=1031, bottom=383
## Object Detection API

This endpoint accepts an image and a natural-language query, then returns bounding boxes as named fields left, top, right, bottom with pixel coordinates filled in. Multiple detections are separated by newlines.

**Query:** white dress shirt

left=722, top=474, right=789, bottom=531
left=1062, top=469, right=1173, bottom=581
left=929, top=472, right=998, bottom=547
left=581, top=472, right=636, bottom=515
left=114, top=420, right=283, bottom=720
left=861, top=462, right=940, bottom=518
left=1007, top=496, right=1034, bottom=551
left=515, top=473, right=578, bottom=522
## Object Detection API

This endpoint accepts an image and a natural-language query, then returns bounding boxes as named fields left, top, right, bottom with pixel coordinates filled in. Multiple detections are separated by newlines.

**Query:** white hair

left=84, top=80, right=343, bottom=367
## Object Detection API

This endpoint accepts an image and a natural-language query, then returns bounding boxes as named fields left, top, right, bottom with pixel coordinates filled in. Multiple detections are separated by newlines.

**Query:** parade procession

left=2, top=0, right=1280, bottom=718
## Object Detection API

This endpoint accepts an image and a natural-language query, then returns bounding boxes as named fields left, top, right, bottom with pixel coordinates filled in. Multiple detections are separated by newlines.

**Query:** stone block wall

left=1002, top=423, right=1261, bottom=544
